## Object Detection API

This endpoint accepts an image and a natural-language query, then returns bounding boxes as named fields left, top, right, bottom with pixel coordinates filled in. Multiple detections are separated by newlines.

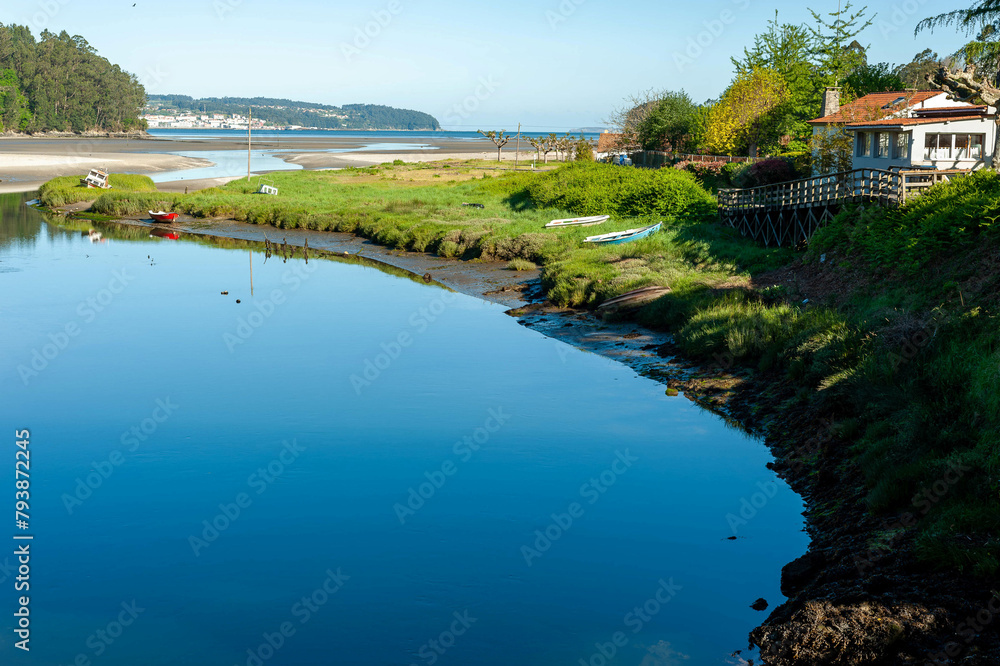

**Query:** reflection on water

left=1, top=192, right=807, bottom=666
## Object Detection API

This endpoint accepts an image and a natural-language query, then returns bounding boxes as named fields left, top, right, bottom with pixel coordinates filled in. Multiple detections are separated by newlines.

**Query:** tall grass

left=39, top=174, right=158, bottom=207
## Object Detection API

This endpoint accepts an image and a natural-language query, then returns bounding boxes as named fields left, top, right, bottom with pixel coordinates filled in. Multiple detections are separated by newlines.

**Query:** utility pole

left=514, top=123, right=521, bottom=171
left=247, top=106, right=252, bottom=181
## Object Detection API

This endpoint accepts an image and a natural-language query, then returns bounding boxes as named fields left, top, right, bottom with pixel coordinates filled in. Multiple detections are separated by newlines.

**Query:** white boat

left=583, top=222, right=662, bottom=245
left=545, top=215, right=609, bottom=228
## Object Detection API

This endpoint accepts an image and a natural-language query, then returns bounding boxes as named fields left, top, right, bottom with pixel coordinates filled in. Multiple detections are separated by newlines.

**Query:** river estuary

left=1, top=193, right=808, bottom=666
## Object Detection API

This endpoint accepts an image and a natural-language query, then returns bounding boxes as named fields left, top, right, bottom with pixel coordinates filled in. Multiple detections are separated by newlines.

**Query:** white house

left=809, top=88, right=996, bottom=171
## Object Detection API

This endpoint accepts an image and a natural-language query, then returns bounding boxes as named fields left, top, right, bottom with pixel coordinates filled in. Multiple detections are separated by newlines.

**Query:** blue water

left=147, top=129, right=600, bottom=141
left=0, top=194, right=807, bottom=666
left=148, top=144, right=440, bottom=183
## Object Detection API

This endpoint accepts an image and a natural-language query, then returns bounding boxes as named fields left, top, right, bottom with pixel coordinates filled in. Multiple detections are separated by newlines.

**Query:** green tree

left=707, top=68, right=789, bottom=157
left=635, top=90, right=697, bottom=151
left=809, top=2, right=875, bottom=86
left=0, top=24, right=146, bottom=133
left=573, top=135, right=594, bottom=161
left=0, top=68, right=30, bottom=131
left=844, top=62, right=905, bottom=97
left=733, top=12, right=820, bottom=143
left=893, top=49, right=943, bottom=89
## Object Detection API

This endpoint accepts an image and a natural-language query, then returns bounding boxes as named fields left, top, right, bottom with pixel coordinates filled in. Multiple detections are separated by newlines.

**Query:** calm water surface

left=0, top=193, right=807, bottom=666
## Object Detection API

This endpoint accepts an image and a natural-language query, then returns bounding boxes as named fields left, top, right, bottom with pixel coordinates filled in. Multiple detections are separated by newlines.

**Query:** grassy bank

left=49, top=160, right=997, bottom=575
left=38, top=174, right=158, bottom=207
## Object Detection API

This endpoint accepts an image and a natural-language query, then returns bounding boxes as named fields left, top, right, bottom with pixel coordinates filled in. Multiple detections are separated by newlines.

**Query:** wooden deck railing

left=718, top=168, right=903, bottom=213
left=717, top=168, right=971, bottom=246
left=898, top=169, right=969, bottom=204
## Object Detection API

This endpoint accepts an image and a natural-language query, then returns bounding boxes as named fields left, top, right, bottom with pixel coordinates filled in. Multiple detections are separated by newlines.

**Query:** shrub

left=810, top=170, right=1000, bottom=276
left=743, top=157, right=798, bottom=188
left=520, top=162, right=716, bottom=220
left=721, top=161, right=753, bottom=188
left=675, top=159, right=728, bottom=192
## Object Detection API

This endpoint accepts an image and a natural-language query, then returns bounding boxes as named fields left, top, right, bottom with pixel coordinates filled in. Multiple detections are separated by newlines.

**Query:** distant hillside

left=0, top=25, right=146, bottom=133
left=147, top=95, right=440, bottom=130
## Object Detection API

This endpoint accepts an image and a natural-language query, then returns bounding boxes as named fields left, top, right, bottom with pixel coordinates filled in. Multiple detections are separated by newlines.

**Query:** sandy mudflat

left=279, top=149, right=540, bottom=169
left=0, top=133, right=536, bottom=193
left=0, top=148, right=212, bottom=193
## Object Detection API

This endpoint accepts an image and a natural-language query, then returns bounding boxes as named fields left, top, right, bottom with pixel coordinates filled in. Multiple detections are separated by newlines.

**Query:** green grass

left=38, top=174, right=158, bottom=207
left=506, top=258, right=537, bottom=271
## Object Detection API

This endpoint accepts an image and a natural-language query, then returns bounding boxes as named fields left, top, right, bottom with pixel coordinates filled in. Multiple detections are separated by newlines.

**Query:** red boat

left=149, top=210, right=179, bottom=223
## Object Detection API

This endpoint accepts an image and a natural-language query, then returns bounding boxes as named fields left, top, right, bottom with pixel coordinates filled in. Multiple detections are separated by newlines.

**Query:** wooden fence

left=625, top=151, right=763, bottom=169
left=718, top=168, right=970, bottom=246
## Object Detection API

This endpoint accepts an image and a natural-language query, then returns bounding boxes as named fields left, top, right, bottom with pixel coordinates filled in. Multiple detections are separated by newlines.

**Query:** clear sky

left=5, top=0, right=972, bottom=130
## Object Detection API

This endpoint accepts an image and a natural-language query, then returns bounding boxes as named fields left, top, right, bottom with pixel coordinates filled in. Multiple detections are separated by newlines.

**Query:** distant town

left=142, top=109, right=285, bottom=131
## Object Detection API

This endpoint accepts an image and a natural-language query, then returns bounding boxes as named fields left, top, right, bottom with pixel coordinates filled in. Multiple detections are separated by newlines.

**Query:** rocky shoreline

left=46, top=205, right=1000, bottom=665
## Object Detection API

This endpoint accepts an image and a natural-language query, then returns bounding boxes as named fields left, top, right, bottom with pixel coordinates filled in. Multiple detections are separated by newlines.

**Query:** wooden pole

left=249, top=250, right=254, bottom=296
left=247, top=106, right=252, bottom=181
left=515, top=123, right=521, bottom=171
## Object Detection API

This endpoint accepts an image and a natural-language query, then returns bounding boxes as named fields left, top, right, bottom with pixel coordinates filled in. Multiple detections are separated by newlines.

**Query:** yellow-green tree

left=706, top=68, right=789, bottom=157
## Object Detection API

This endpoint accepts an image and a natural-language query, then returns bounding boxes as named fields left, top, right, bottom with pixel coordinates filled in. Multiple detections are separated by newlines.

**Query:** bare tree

left=542, top=133, right=558, bottom=163
left=559, top=134, right=575, bottom=161
left=478, top=129, right=512, bottom=162
left=604, top=88, right=666, bottom=152
left=526, top=135, right=544, bottom=162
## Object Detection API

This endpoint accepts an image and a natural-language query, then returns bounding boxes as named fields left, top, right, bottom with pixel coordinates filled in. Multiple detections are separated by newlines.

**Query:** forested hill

left=148, top=95, right=441, bottom=130
left=0, top=25, right=146, bottom=133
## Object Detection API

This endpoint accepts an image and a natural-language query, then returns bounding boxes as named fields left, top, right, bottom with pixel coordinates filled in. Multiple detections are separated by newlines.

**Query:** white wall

left=851, top=117, right=995, bottom=171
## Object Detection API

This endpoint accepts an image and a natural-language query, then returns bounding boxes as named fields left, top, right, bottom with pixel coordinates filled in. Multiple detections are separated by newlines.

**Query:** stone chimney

left=822, top=87, right=841, bottom=117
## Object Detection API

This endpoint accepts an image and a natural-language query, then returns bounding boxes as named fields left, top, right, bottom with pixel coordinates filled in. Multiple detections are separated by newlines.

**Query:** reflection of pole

left=250, top=250, right=254, bottom=296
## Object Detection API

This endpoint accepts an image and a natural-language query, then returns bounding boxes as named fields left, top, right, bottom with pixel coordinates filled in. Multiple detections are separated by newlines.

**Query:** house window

left=971, top=134, right=985, bottom=159
left=952, top=134, right=986, bottom=159
left=876, top=132, right=890, bottom=158
left=924, top=134, right=954, bottom=160
left=955, top=134, right=970, bottom=159
left=892, top=133, right=909, bottom=160
left=856, top=132, right=871, bottom=157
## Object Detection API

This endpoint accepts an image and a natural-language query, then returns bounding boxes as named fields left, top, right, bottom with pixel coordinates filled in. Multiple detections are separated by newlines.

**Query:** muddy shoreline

left=46, top=206, right=1000, bottom=665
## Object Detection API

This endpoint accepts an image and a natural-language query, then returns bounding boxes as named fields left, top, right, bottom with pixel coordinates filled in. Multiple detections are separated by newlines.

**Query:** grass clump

left=506, top=258, right=537, bottom=271
left=39, top=174, right=158, bottom=207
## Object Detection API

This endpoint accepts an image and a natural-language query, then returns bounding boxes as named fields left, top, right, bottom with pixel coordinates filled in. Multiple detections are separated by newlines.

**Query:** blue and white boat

left=583, top=222, right=662, bottom=245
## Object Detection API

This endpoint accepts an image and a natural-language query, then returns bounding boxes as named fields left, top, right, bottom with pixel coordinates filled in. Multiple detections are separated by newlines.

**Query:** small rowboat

left=149, top=211, right=179, bottom=223
left=545, top=215, right=609, bottom=228
left=583, top=222, right=662, bottom=245
left=597, top=286, right=671, bottom=311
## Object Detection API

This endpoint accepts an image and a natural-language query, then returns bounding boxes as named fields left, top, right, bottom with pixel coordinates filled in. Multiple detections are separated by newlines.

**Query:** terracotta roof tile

left=809, top=91, right=943, bottom=124
left=596, top=133, right=624, bottom=152
left=846, top=115, right=988, bottom=128
left=914, top=105, right=987, bottom=114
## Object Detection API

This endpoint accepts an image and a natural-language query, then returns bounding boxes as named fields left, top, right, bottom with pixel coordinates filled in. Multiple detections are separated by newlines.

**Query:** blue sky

left=6, top=0, right=972, bottom=130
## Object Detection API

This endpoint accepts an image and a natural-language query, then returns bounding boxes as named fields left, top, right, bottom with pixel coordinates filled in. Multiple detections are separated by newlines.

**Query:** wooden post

left=514, top=123, right=521, bottom=170
left=249, top=249, right=254, bottom=296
